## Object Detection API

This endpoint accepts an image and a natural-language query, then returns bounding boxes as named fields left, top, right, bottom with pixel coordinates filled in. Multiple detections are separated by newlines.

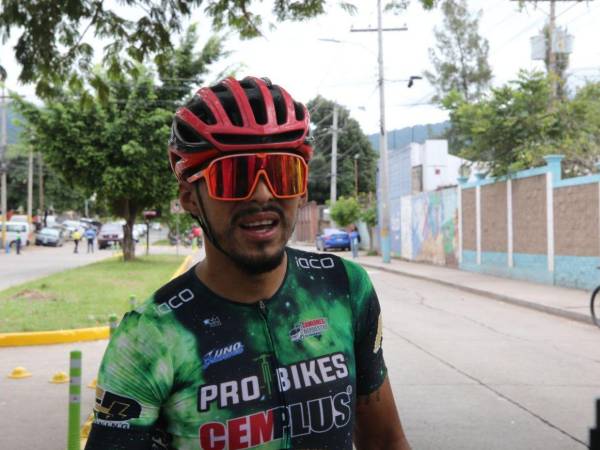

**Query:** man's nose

left=249, top=174, right=274, bottom=203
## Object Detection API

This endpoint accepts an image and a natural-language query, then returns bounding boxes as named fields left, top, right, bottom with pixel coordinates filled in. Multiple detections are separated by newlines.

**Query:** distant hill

left=368, top=121, right=450, bottom=152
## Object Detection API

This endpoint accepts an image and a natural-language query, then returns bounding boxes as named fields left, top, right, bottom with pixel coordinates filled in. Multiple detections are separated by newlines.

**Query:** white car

left=0, top=222, right=32, bottom=247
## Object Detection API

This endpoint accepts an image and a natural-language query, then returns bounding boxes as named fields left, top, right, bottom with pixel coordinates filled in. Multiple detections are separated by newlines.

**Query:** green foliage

left=360, top=205, right=377, bottom=228
left=0, top=1, right=436, bottom=97
left=444, top=70, right=600, bottom=176
left=307, top=96, right=377, bottom=204
left=330, top=196, right=361, bottom=227
left=12, top=28, right=224, bottom=259
left=424, top=0, right=492, bottom=103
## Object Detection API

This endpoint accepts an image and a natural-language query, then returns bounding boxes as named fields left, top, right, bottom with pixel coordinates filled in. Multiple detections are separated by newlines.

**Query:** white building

left=397, top=140, right=469, bottom=194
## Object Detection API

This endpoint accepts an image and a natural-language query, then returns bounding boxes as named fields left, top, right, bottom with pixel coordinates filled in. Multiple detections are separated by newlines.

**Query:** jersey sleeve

left=342, top=259, right=387, bottom=395
left=85, top=306, right=173, bottom=449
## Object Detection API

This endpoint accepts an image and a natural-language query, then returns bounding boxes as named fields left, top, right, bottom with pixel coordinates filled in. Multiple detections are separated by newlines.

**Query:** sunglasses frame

left=188, top=152, right=309, bottom=201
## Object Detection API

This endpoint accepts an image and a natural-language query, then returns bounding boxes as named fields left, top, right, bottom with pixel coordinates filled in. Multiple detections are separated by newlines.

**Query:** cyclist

left=85, top=76, right=411, bottom=450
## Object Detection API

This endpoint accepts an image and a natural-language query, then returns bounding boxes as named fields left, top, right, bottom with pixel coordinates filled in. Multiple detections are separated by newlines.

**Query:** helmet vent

left=186, top=96, right=217, bottom=125
left=175, top=120, right=205, bottom=144
left=212, top=129, right=305, bottom=145
left=271, top=86, right=288, bottom=125
left=293, top=102, right=305, bottom=121
left=241, top=79, right=268, bottom=126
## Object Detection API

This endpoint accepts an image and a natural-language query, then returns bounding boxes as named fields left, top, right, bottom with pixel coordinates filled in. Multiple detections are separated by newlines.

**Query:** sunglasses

left=188, top=152, right=308, bottom=201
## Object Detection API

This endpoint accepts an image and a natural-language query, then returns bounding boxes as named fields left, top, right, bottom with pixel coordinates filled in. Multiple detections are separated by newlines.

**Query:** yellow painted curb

left=0, top=326, right=110, bottom=347
left=170, top=255, right=192, bottom=280
left=0, top=253, right=195, bottom=347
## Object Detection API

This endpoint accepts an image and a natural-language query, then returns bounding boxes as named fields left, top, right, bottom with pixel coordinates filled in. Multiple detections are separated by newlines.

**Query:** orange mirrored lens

left=206, top=153, right=307, bottom=200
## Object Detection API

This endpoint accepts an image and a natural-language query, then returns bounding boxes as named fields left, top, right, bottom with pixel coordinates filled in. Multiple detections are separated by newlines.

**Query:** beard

left=214, top=203, right=296, bottom=275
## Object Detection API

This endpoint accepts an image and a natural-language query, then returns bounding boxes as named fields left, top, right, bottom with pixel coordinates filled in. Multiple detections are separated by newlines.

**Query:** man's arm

left=354, top=376, right=412, bottom=450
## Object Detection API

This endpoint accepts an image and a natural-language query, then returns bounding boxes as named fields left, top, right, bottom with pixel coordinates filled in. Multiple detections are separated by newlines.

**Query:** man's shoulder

left=133, top=265, right=198, bottom=320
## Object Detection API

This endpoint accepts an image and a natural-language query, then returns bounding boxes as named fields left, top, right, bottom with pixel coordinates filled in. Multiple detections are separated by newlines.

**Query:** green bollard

left=129, top=295, right=136, bottom=310
left=109, top=314, right=118, bottom=338
left=67, top=350, right=82, bottom=450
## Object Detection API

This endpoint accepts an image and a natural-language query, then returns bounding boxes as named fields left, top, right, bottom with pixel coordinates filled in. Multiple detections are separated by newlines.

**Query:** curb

left=356, top=260, right=593, bottom=326
left=0, top=254, right=194, bottom=347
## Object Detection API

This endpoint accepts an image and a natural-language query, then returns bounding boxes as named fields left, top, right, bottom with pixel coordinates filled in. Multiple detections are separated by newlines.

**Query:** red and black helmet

left=168, top=76, right=313, bottom=183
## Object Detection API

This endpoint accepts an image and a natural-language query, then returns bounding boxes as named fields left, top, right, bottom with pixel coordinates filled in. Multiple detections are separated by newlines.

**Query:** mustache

left=231, top=203, right=285, bottom=226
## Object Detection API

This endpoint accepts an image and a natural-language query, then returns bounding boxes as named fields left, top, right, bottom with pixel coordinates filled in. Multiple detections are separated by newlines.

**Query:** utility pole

left=352, top=0, right=407, bottom=263
left=38, top=153, right=44, bottom=217
left=0, top=81, right=7, bottom=249
left=28, top=148, right=33, bottom=225
left=330, top=104, right=339, bottom=207
left=354, top=153, right=360, bottom=197
left=548, top=0, right=557, bottom=98
left=517, top=0, right=583, bottom=98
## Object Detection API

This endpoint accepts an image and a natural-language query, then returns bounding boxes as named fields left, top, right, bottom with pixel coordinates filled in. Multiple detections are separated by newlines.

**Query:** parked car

left=133, top=223, right=147, bottom=237
left=9, top=214, right=28, bottom=223
left=80, top=218, right=102, bottom=231
left=35, top=227, right=65, bottom=247
left=316, top=228, right=351, bottom=251
left=60, top=220, right=83, bottom=239
left=0, top=221, right=33, bottom=248
left=97, top=223, right=124, bottom=249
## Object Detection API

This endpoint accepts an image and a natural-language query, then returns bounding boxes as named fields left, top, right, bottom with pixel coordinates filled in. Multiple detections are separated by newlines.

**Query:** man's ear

left=179, top=183, right=200, bottom=216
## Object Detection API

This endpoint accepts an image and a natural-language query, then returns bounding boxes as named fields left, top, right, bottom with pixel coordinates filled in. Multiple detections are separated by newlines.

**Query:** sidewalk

left=292, top=243, right=593, bottom=325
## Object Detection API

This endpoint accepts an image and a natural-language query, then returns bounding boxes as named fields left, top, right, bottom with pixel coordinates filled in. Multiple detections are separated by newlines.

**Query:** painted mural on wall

left=411, top=188, right=459, bottom=266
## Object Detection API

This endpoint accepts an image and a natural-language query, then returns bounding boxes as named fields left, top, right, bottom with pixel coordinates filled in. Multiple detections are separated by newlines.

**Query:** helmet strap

left=192, top=182, right=231, bottom=258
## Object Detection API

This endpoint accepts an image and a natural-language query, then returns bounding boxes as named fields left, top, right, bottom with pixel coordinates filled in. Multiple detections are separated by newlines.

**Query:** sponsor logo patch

left=289, top=318, right=328, bottom=342
left=198, top=385, right=352, bottom=450
left=203, top=342, right=244, bottom=368
left=94, top=387, right=142, bottom=423
left=294, top=256, right=335, bottom=270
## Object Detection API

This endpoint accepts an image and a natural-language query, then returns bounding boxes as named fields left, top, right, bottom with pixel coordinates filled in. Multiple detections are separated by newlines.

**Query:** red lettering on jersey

left=250, top=409, right=274, bottom=446
left=227, top=416, right=249, bottom=449
left=200, top=422, right=226, bottom=450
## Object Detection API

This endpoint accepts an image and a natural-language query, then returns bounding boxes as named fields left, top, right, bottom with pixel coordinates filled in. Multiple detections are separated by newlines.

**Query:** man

left=85, top=76, right=411, bottom=450
left=85, top=226, right=96, bottom=253
left=72, top=228, right=82, bottom=253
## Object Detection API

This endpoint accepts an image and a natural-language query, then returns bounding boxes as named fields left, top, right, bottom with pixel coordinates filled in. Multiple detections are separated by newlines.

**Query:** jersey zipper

left=257, top=300, right=291, bottom=448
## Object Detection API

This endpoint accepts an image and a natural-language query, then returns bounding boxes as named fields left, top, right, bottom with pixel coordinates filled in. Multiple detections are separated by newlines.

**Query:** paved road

left=1, top=257, right=598, bottom=449
left=0, top=229, right=168, bottom=291
left=373, top=268, right=599, bottom=450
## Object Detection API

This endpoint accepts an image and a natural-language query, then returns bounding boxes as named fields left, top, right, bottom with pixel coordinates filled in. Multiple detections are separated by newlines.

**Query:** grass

left=152, top=239, right=171, bottom=246
left=0, top=254, right=185, bottom=333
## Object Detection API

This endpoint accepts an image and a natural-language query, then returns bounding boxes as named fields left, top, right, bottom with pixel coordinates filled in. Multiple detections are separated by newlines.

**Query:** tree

left=360, top=204, right=377, bottom=252
left=307, top=96, right=377, bottom=204
left=0, top=1, right=437, bottom=97
left=329, top=196, right=361, bottom=228
left=424, top=0, right=492, bottom=103
left=443, top=70, right=600, bottom=177
left=13, top=29, right=225, bottom=260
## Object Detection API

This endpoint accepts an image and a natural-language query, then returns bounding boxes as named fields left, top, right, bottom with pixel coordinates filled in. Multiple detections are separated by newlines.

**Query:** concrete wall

left=398, top=187, right=459, bottom=266
left=459, top=156, right=600, bottom=290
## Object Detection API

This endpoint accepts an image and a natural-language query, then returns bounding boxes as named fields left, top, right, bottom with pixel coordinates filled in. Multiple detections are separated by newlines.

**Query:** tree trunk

left=368, top=227, right=374, bottom=252
left=118, top=199, right=138, bottom=261
left=122, top=218, right=136, bottom=261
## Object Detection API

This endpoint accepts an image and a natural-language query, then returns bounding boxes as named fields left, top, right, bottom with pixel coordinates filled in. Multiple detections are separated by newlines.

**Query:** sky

left=2, top=0, right=600, bottom=135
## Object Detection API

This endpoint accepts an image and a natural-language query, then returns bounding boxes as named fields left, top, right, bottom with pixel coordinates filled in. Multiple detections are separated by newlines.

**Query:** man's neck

left=195, top=248, right=288, bottom=304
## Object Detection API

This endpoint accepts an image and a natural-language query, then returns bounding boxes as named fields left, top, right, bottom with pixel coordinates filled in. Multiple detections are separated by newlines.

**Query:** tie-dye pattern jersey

left=85, top=247, right=386, bottom=450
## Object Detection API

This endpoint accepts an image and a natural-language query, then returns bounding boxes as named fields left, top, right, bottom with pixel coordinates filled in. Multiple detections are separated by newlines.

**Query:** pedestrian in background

left=72, top=229, right=82, bottom=254
left=350, top=225, right=360, bottom=259
left=15, top=230, right=22, bottom=255
left=84, top=227, right=96, bottom=253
